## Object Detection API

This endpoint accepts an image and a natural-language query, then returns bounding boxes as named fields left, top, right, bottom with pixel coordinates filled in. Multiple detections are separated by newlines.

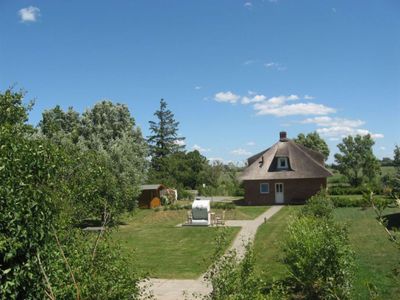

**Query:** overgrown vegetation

left=204, top=192, right=355, bottom=299
left=0, top=89, right=145, bottom=299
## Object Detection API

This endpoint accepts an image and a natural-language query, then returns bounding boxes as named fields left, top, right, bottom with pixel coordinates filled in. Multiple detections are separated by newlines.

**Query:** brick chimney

left=279, top=131, right=287, bottom=141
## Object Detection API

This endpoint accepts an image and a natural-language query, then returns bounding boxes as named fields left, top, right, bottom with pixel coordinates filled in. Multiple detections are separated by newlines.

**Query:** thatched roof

left=240, top=134, right=332, bottom=181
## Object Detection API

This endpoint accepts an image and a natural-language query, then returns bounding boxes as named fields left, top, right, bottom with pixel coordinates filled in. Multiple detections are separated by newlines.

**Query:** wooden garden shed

left=138, top=184, right=166, bottom=209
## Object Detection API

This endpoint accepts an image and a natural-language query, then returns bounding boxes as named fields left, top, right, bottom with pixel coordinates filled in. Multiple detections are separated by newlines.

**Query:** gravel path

left=144, top=205, right=284, bottom=300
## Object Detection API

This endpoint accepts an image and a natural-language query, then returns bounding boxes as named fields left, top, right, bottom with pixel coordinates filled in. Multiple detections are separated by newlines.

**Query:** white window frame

left=277, top=157, right=288, bottom=169
left=260, top=183, right=269, bottom=194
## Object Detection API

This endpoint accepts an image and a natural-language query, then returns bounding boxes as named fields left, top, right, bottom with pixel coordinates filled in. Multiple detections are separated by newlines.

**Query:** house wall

left=243, top=178, right=327, bottom=205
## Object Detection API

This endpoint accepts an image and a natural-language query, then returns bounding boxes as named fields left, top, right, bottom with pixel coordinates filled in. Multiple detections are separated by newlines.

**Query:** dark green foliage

left=294, top=132, right=330, bottom=161
left=334, top=134, right=381, bottom=187
left=0, top=126, right=61, bottom=299
left=282, top=216, right=355, bottom=299
left=148, top=98, right=185, bottom=169
left=328, top=185, right=382, bottom=195
left=330, top=196, right=367, bottom=207
left=300, top=190, right=334, bottom=219
left=1, top=90, right=144, bottom=299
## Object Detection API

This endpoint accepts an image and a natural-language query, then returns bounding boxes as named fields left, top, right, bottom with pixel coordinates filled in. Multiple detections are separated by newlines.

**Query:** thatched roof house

left=240, top=132, right=332, bottom=205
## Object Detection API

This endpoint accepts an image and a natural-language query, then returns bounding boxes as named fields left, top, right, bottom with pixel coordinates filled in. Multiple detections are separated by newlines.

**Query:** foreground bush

left=282, top=216, right=354, bottom=299
left=300, top=191, right=334, bottom=219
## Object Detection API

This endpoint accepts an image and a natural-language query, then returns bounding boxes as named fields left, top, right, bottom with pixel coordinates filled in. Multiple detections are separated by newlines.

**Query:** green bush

left=282, top=216, right=354, bottom=300
left=300, top=191, right=334, bottom=219
left=0, top=127, right=61, bottom=299
left=330, top=196, right=366, bottom=207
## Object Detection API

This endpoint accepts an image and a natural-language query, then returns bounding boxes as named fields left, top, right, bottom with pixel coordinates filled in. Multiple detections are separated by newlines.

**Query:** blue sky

left=1, top=1, right=399, bottom=163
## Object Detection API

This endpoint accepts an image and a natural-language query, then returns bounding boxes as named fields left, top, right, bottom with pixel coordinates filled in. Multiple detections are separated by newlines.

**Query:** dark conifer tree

left=148, top=99, right=185, bottom=170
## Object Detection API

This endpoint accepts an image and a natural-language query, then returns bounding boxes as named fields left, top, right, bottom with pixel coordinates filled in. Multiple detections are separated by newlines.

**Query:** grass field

left=113, top=209, right=240, bottom=279
left=253, top=205, right=400, bottom=299
left=219, top=205, right=269, bottom=220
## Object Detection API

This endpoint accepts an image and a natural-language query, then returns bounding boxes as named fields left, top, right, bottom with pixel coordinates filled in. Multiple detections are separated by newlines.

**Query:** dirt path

left=145, top=205, right=284, bottom=300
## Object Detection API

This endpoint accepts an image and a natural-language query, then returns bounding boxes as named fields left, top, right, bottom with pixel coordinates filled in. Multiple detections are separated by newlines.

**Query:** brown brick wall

left=243, top=178, right=327, bottom=205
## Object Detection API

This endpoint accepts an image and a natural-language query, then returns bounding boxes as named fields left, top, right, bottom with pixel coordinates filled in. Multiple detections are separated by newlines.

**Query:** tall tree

left=294, top=132, right=330, bottom=161
left=39, top=105, right=80, bottom=141
left=392, top=145, right=400, bottom=195
left=148, top=99, right=185, bottom=169
left=38, top=101, right=148, bottom=219
left=334, top=134, right=381, bottom=186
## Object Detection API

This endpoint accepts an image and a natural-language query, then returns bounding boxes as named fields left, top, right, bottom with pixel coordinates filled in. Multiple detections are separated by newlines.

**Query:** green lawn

left=221, top=206, right=269, bottom=220
left=253, top=205, right=400, bottom=299
left=113, top=209, right=240, bottom=279
left=334, top=207, right=400, bottom=299
left=253, top=206, right=299, bottom=280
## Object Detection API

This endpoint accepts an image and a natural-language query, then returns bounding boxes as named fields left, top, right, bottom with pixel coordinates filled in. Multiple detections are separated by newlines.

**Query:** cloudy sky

left=1, top=1, right=399, bottom=163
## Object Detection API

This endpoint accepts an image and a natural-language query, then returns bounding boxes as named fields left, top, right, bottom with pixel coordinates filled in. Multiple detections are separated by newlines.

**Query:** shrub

left=330, top=196, right=366, bottom=207
left=282, top=216, right=354, bottom=300
left=204, top=239, right=266, bottom=300
left=300, top=191, right=334, bottom=219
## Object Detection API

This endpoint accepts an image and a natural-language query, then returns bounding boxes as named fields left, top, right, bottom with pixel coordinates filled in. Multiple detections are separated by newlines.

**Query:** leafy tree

left=294, top=131, right=330, bottom=161
left=334, top=134, right=381, bottom=186
left=38, top=101, right=148, bottom=220
left=81, top=100, right=138, bottom=150
left=39, top=105, right=80, bottom=141
left=394, top=145, right=400, bottom=169
left=391, top=145, right=400, bottom=195
left=0, top=88, right=34, bottom=132
left=148, top=99, right=185, bottom=170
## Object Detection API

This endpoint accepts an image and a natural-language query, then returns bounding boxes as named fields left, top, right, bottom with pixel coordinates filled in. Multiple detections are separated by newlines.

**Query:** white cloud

left=246, top=141, right=256, bottom=146
left=332, top=8, right=337, bottom=13
left=231, top=148, right=252, bottom=156
left=301, top=116, right=383, bottom=140
left=243, top=60, right=255, bottom=66
left=379, top=146, right=386, bottom=150
left=192, top=144, right=211, bottom=153
left=174, top=140, right=186, bottom=147
left=264, top=62, right=286, bottom=71
left=194, top=86, right=202, bottom=90
left=317, top=127, right=384, bottom=139
left=244, top=2, right=253, bottom=8
left=214, top=91, right=240, bottom=104
left=241, top=94, right=267, bottom=104
left=304, top=94, right=315, bottom=100
left=18, top=6, right=40, bottom=23
left=301, top=116, right=365, bottom=128
left=254, top=102, right=336, bottom=117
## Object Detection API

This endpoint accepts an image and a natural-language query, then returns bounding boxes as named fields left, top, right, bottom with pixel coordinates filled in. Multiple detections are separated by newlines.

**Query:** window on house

left=260, top=183, right=269, bottom=194
left=277, top=157, right=288, bottom=169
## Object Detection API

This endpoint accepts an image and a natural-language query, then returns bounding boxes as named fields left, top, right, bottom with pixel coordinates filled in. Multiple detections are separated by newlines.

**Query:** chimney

left=279, top=131, right=287, bottom=141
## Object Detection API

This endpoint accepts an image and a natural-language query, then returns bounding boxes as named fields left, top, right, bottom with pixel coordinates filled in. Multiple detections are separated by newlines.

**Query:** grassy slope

left=253, top=205, right=400, bottom=299
left=334, top=207, right=400, bottom=299
left=113, top=209, right=240, bottom=279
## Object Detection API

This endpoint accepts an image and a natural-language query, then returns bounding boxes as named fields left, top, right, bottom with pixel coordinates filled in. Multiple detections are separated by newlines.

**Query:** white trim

left=260, top=183, right=269, bottom=194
